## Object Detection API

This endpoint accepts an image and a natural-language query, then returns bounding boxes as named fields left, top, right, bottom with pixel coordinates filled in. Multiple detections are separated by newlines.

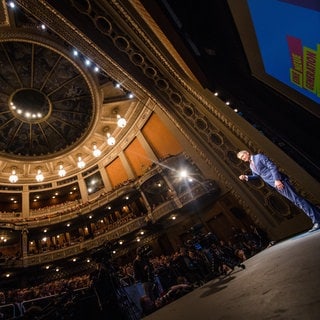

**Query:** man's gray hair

left=237, top=150, right=249, bottom=159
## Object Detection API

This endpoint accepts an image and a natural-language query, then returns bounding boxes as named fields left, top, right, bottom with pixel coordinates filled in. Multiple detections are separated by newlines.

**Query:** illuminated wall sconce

left=9, top=166, right=18, bottom=183
left=92, top=143, right=101, bottom=157
left=77, top=155, right=85, bottom=169
left=35, top=167, right=44, bottom=182
left=58, top=163, right=66, bottom=177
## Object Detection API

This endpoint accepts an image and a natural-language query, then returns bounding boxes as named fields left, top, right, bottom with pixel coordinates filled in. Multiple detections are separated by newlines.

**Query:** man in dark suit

left=237, top=150, right=320, bottom=232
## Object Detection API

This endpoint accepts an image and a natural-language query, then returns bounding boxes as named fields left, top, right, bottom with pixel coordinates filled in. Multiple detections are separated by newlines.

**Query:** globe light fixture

left=9, top=167, right=18, bottom=183
left=92, top=143, right=101, bottom=157
left=58, top=163, right=66, bottom=177
left=77, top=155, right=85, bottom=169
left=35, top=168, right=44, bottom=182
left=106, top=133, right=116, bottom=146
left=117, top=114, right=127, bottom=128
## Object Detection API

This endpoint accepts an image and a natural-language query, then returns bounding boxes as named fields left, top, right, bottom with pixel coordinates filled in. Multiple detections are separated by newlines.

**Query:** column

left=21, top=228, right=28, bottom=257
left=77, top=174, right=89, bottom=203
left=119, top=151, right=135, bottom=179
left=161, top=171, right=182, bottom=207
left=21, top=185, right=30, bottom=219
left=136, top=132, right=158, bottom=162
left=136, top=186, right=151, bottom=212
left=98, top=163, right=112, bottom=192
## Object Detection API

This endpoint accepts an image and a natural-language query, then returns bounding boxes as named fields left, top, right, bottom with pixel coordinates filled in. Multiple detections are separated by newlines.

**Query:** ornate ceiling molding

left=31, top=0, right=266, bottom=204
left=0, top=0, right=312, bottom=243
left=0, top=2, right=146, bottom=184
left=0, top=31, right=99, bottom=159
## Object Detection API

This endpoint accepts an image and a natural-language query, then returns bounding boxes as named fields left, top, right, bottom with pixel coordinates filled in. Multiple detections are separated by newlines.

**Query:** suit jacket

left=247, top=153, right=283, bottom=187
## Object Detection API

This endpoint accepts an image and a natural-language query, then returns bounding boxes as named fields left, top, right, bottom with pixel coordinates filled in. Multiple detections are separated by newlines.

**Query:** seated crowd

left=0, top=224, right=270, bottom=318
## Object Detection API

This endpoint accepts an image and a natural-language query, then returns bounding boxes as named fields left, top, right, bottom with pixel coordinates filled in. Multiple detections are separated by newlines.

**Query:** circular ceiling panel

left=0, top=41, right=94, bottom=158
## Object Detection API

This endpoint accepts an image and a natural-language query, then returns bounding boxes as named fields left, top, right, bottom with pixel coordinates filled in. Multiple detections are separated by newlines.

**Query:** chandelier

left=77, top=155, right=85, bottom=169
left=106, top=133, right=116, bottom=146
left=35, top=168, right=44, bottom=182
left=117, top=114, right=127, bottom=128
left=92, top=143, right=101, bottom=157
left=9, top=167, right=18, bottom=183
left=58, top=163, right=66, bottom=177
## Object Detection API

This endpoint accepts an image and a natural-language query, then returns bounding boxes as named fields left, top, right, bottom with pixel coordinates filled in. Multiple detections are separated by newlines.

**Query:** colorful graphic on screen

left=247, top=0, right=320, bottom=104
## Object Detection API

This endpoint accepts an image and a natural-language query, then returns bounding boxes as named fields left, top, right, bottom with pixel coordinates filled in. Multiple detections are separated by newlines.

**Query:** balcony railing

left=20, top=216, right=147, bottom=267
left=10, top=180, right=218, bottom=267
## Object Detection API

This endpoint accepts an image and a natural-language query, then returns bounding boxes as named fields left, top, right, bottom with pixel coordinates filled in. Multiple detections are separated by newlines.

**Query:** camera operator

left=133, top=246, right=156, bottom=302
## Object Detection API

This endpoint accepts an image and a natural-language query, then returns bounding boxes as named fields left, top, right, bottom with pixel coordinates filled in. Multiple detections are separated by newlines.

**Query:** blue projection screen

left=228, top=0, right=320, bottom=117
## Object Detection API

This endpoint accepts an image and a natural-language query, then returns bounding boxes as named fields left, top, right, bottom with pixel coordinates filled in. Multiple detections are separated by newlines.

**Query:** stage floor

left=144, top=230, right=320, bottom=320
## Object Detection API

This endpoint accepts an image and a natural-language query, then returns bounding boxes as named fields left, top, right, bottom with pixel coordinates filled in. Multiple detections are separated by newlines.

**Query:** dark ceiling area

left=151, top=0, right=320, bottom=181
left=0, top=41, right=94, bottom=158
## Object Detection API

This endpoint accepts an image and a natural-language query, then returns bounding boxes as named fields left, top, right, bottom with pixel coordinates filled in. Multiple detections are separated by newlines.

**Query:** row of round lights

left=8, top=90, right=131, bottom=181
left=7, top=1, right=134, bottom=181
left=105, top=107, right=129, bottom=146
left=214, top=91, right=243, bottom=115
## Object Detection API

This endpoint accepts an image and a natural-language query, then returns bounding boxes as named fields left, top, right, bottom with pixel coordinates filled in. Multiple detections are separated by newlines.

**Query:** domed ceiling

left=0, top=2, right=144, bottom=184
left=0, top=40, right=94, bottom=158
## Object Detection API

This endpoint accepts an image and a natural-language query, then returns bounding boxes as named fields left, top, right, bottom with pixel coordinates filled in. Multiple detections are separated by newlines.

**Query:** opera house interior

left=0, top=0, right=319, bottom=319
